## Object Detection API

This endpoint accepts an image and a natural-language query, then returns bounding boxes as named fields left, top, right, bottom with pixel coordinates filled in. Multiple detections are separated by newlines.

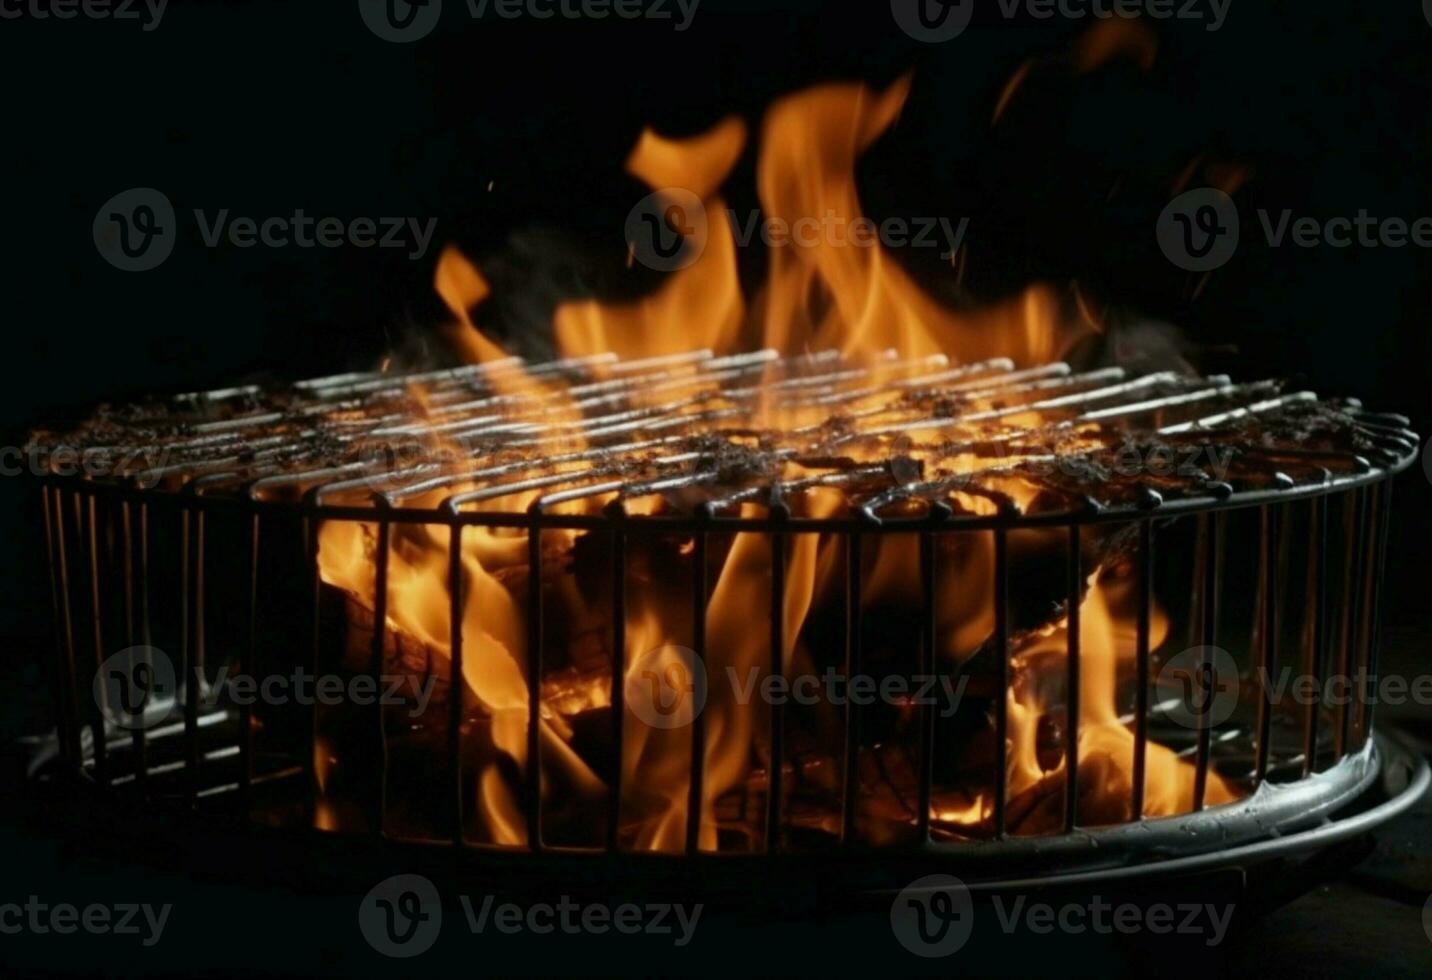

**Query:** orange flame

left=316, top=44, right=1241, bottom=848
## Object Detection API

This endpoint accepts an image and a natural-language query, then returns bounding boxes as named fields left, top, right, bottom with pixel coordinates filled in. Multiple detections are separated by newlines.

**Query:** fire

left=315, top=37, right=1243, bottom=849
left=556, top=116, right=748, bottom=363
left=996, top=568, right=1234, bottom=834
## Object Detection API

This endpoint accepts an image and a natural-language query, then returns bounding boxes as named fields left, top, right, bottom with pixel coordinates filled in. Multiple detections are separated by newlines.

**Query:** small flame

left=998, top=569, right=1235, bottom=830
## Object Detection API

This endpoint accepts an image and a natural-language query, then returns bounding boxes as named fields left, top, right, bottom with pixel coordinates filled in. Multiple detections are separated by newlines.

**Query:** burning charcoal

left=1036, top=711, right=1067, bottom=773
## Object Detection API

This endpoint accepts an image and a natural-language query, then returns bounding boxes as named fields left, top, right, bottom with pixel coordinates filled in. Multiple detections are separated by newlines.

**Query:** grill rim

left=27, top=348, right=1423, bottom=531
left=30, top=445, right=1419, bottom=531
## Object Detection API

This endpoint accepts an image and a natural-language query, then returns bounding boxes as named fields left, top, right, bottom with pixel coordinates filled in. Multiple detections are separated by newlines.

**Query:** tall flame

left=316, top=46, right=1241, bottom=849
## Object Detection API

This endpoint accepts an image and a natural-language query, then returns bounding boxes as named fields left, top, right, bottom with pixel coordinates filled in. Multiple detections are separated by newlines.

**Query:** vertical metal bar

left=368, top=519, right=392, bottom=838
left=1351, top=484, right=1382, bottom=747
left=1064, top=525, right=1081, bottom=833
left=84, top=495, right=109, bottom=787
left=184, top=509, right=205, bottom=803
left=917, top=528, right=938, bottom=841
left=1335, top=490, right=1366, bottom=760
left=1254, top=506, right=1277, bottom=786
left=122, top=502, right=148, bottom=794
left=841, top=532, right=863, bottom=844
left=1193, top=512, right=1221, bottom=812
left=1131, top=519, right=1152, bottom=821
left=240, top=511, right=259, bottom=805
left=1364, top=481, right=1394, bottom=744
left=178, top=508, right=191, bottom=799
left=1303, top=497, right=1328, bottom=778
left=525, top=509, right=544, bottom=853
left=448, top=521, right=466, bottom=847
left=42, top=487, right=80, bottom=769
left=685, top=529, right=708, bottom=855
left=607, top=509, right=627, bottom=853
left=137, top=504, right=154, bottom=790
left=305, top=516, right=320, bottom=821
left=67, top=492, right=91, bottom=774
left=765, top=504, right=789, bottom=854
left=192, top=509, right=209, bottom=793
left=993, top=529, right=1010, bottom=839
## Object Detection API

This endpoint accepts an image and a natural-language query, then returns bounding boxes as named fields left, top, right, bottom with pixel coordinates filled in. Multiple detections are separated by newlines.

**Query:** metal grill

left=28, top=349, right=1421, bottom=875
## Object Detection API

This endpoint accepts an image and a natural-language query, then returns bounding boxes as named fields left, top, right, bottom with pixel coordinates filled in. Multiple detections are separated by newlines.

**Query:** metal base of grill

left=20, top=729, right=1426, bottom=899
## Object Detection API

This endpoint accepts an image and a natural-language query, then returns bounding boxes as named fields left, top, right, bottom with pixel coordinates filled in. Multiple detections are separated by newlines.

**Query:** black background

left=0, top=0, right=1430, bottom=975
left=2, top=1, right=1429, bottom=653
